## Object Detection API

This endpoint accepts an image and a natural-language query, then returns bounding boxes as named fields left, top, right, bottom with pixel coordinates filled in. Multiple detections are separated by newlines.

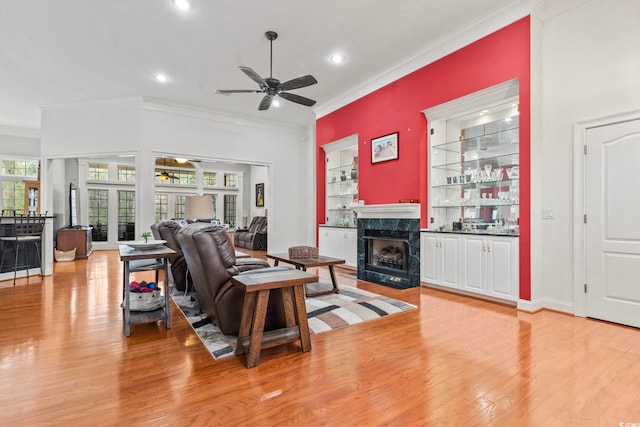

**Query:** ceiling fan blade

left=279, top=92, right=316, bottom=107
left=258, top=95, right=274, bottom=111
left=279, top=75, right=318, bottom=91
left=215, top=89, right=263, bottom=95
left=239, top=66, right=266, bottom=88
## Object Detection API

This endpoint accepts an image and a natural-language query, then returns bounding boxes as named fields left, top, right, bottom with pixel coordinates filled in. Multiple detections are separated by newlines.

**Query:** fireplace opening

left=363, top=229, right=410, bottom=279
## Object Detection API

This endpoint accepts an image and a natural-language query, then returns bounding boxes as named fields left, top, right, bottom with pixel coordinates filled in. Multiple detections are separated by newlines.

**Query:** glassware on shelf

left=493, top=167, right=503, bottom=181
left=484, top=163, right=493, bottom=181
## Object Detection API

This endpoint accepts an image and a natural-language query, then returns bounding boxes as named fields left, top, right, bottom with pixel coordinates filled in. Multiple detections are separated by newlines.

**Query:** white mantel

left=353, top=203, right=420, bottom=219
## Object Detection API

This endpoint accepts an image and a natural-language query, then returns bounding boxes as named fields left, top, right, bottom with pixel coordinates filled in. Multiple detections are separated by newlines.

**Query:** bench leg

left=245, top=290, right=269, bottom=368
left=292, top=285, right=311, bottom=352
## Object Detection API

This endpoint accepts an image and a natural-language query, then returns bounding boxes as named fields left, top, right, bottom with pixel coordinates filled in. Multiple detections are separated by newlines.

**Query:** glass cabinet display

left=429, top=100, right=519, bottom=235
left=325, top=146, right=358, bottom=227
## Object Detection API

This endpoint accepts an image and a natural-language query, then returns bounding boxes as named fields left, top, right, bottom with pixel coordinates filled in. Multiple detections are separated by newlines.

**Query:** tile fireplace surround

left=354, top=204, right=420, bottom=289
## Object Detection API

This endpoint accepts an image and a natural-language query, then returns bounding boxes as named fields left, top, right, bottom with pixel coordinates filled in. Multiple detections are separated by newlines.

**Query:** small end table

left=119, top=244, right=176, bottom=337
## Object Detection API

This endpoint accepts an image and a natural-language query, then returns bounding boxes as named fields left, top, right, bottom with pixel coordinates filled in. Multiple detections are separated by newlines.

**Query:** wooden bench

left=231, top=269, right=317, bottom=368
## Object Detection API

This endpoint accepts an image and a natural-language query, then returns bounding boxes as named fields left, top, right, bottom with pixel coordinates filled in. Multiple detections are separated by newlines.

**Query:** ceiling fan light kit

left=216, top=31, right=318, bottom=111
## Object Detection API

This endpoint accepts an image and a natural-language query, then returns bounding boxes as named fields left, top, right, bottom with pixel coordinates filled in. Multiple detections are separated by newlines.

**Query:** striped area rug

left=172, top=284, right=416, bottom=360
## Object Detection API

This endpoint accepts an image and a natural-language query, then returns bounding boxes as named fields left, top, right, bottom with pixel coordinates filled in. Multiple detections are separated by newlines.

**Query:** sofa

left=177, top=222, right=287, bottom=336
left=234, top=216, right=267, bottom=250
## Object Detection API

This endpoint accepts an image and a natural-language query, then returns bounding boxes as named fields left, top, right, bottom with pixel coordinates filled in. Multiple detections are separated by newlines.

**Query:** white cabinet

left=462, top=235, right=518, bottom=301
left=421, top=232, right=518, bottom=302
left=319, top=226, right=357, bottom=268
left=420, top=232, right=461, bottom=288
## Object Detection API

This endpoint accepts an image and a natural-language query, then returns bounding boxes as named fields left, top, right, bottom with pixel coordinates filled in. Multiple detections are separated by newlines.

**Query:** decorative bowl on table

left=125, top=240, right=166, bottom=250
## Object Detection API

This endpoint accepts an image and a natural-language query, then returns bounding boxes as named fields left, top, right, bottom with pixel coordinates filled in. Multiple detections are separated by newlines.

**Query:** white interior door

left=585, top=117, right=640, bottom=327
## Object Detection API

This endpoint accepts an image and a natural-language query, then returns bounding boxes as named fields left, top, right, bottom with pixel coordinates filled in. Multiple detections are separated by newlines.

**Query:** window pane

left=155, top=169, right=195, bottom=185
left=224, top=173, right=237, bottom=188
left=118, top=190, right=135, bottom=241
left=2, top=160, right=38, bottom=177
left=117, top=165, right=136, bottom=183
left=174, top=194, right=186, bottom=219
left=203, top=172, right=217, bottom=186
left=88, top=163, right=108, bottom=181
left=223, top=194, right=236, bottom=228
left=155, top=194, right=168, bottom=222
left=88, top=189, right=108, bottom=241
left=2, top=181, right=25, bottom=213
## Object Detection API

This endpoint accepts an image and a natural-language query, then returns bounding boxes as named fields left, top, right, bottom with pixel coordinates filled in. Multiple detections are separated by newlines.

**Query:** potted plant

left=141, top=231, right=152, bottom=243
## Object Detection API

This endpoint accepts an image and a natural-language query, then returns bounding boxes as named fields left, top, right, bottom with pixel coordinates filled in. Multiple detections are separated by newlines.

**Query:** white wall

left=540, top=0, right=640, bottom=310
left=40, top=97, right=315, bottom=252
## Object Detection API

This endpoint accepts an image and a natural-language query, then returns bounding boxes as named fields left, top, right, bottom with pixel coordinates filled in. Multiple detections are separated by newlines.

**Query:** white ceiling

left=0, top=0, right=530, bottom=131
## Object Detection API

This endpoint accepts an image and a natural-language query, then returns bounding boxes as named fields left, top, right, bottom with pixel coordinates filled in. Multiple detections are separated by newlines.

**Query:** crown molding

left=141, top=97, right=310, bottom=135
left=315, top=0, right=531, bottom=120
left=0, top=124, right=41, bottom=138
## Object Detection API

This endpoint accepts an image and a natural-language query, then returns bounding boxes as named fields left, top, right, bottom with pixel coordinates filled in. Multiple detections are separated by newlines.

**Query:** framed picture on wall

left=256, top=183, right=265, bottom=207
left=371, top=132, right=399, bottom=163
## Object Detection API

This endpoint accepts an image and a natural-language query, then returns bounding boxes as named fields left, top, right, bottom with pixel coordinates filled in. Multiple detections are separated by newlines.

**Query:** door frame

left=573, top=109, right=640, bottom=317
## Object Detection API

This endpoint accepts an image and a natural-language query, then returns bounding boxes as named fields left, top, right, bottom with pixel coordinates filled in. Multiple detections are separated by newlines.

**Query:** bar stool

left=0, top=212, right=47, bottom=284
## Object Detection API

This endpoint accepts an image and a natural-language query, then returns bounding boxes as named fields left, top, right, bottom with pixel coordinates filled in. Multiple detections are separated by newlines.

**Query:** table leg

left=292, top=285, right=311, bottom=352
left=328, top=265, right=339, bottom=293
left=236, top=292, right=256, bottom=356
left=273, top=259, right=279, bottom=266
left=163, top=259, right=171, bottom=329
left=124, top=260, right=131, bottom=337
left=246, top=290, right=270, bottom=368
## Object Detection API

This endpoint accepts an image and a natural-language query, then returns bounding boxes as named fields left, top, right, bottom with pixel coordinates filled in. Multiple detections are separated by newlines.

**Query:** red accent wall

left=316, top=17, right=531, bottom=300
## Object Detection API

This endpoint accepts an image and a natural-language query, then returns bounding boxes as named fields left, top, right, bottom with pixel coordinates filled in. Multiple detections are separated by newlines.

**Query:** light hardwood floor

left=1, top=249, right=640, bottom=425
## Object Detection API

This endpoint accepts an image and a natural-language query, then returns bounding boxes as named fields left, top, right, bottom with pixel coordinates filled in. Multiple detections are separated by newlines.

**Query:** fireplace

left=355, top=204, right=420, bottom=289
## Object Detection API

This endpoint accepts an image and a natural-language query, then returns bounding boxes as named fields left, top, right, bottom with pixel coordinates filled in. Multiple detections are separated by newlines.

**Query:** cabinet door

left=462, top=235, right=485, bottom=294
left=343, top=229, right=357, bottom=267
left=486, top=237, right=517, bottom=301
left=319, top=228, right=343, bottom=259
left=441, top=235, right=460, bottom=288
left=420, top=233, right=438, bottom=284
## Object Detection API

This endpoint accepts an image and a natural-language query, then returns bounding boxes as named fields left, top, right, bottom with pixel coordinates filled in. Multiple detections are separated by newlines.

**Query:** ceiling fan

left=155, top=158, right=179, bottom=181
left=215, top=31, right=318, bottom=111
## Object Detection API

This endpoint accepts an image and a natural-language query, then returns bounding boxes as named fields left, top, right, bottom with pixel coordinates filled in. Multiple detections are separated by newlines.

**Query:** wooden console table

left=57, top=227, right=92, bottom=259
left=231, top=269, right=317, bottom=368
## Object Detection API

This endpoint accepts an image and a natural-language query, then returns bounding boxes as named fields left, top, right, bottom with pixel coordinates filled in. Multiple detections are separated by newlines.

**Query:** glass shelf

left=432, top=153, right=519, bottom=170
left=433, top=124, right=519, bottom=151
left=432, top=177, right=519, bottom=189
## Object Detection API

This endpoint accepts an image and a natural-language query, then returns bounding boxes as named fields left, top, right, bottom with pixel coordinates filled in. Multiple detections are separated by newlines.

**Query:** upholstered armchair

left=234, top=216, right=267, bottom=250
left=177, top=222, right=287, bottom=336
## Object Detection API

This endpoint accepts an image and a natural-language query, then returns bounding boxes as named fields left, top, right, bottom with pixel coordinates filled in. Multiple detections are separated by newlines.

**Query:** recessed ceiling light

left=330, top=53, right=344, bottom=64
left=154, top=73, right=169, bottom=83
left=173, top=0, right=191, bottom=11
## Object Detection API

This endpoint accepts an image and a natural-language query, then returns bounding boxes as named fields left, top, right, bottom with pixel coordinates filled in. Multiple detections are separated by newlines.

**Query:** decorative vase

left=350, top=168, right=357, bottom=179
left=340, top=170, right=347, bottom=181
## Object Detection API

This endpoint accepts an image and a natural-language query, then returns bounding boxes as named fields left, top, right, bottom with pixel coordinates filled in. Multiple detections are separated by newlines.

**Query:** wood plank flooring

left=1, top=249, right=640, bottom=425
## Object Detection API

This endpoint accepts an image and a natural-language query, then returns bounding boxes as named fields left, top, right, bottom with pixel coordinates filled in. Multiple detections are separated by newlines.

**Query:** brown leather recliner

left=234, top=216, right=267, bottom=250
left=177, top=222, right=287, bottom=336
left=151, top=220, right=189, bottom=291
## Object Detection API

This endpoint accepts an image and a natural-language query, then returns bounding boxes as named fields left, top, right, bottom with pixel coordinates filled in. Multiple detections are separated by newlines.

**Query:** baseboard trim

left=518, top=297, right=574, bottom=314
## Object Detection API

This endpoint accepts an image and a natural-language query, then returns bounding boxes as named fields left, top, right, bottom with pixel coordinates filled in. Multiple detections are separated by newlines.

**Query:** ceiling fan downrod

left=265, top=31, right=277, bottom=78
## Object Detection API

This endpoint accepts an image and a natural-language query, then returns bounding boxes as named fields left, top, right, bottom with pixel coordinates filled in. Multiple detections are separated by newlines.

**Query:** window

left=155, top=193, right=168, bottom=222
left=155, top=169, right=195, bottom=185
left=174, top=194, right=186, bottom=219
left=2, top=181, right=25, bottom=212
left=88, top=189, right=109, bottom=241
left=88, top=163, right=109, bottom=181
left=203, top=172, right=217, bottom=186
left=117, top=165, right=136, bottom=183
left=2, top=160, right=38, bottom=177
left=118, top=191, right=135, bottom=241
left=224, top=173, right=237, bottom=188
left=223, top=194, right=236, bottom=228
